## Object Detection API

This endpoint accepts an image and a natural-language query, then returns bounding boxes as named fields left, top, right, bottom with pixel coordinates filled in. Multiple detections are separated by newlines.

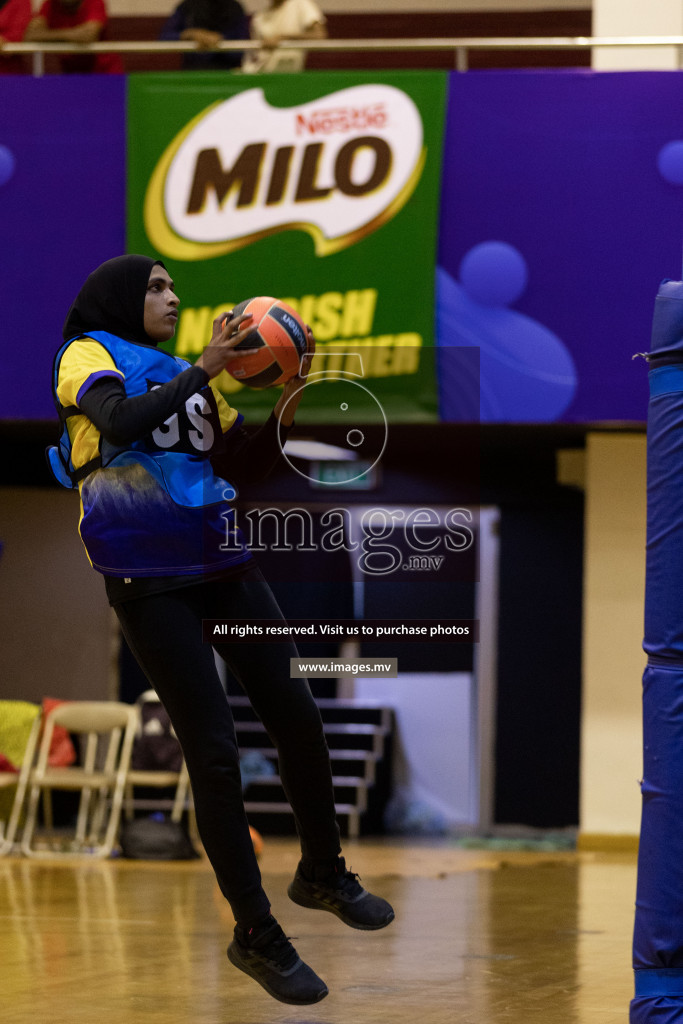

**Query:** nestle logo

left=295, top=105, right=388, bottom=136
left=148, top=85, right=424, bottom=259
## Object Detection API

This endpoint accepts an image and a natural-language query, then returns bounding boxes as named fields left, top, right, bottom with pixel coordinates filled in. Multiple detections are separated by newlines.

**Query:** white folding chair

left=21, top=701, right=137, bottom=859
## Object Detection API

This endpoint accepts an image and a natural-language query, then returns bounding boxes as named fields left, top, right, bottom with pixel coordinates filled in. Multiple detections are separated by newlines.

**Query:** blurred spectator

left=0, top=0, right=31, bottom=74
left=24, top=0, right=123, bottom=74
left=160, top=0, right=248, bottom=70
left=243, top=0, right=326, bottom=74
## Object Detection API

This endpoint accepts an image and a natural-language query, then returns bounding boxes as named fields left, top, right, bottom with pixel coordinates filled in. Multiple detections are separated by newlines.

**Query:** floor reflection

left=0, top=843, right=635, bottom=1024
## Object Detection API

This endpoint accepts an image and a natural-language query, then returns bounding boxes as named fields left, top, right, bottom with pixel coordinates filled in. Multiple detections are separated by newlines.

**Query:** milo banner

left=127, top=72, right=446, bottom=424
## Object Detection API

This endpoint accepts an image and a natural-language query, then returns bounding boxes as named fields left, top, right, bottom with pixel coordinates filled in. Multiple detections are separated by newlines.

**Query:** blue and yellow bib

left=50, top=331, right=251, bottom=578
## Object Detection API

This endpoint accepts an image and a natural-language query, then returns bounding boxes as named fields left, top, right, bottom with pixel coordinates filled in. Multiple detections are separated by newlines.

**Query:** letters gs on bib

left=146, top=380, right=224, bottom=455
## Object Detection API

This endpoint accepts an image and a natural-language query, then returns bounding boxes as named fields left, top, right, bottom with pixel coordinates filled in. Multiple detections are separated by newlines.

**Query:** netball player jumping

left=49, top=255, right=394, bottom=1006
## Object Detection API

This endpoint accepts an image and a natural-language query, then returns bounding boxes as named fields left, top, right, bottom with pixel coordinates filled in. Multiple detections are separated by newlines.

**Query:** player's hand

left=196, top=310, right=258, bottom=379
left=275, top=326, right=316, bottom=424
left=298, top=326, right=316, bottom=379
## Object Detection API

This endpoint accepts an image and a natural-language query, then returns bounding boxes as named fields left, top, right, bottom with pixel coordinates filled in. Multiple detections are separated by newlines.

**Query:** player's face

left=144, top=266, right=180, bottom=342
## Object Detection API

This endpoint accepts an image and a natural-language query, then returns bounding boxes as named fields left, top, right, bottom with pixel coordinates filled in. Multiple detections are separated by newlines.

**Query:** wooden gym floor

left=0, top=837, right=636, bottom=1024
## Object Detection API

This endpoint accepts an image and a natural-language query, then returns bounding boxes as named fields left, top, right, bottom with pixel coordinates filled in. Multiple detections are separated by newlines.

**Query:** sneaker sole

left=288, top=883, right=395, bottom=931
left=227, top=943, right=329, bottom=1005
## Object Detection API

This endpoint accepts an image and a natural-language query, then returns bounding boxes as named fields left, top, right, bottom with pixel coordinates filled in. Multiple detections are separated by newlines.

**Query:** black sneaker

left=288, top=856, right=395, bottom=931
left=227, top=916, right=328, bottom=1005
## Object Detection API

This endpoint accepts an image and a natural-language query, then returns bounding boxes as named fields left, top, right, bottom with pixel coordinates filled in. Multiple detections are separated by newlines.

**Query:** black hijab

left=62, top=255, right=165, bottom=346
left=183, top=0, right=245, bottom=33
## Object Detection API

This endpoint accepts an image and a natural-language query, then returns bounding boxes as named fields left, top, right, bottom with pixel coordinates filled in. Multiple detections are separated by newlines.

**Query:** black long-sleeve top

left=79, top=368, right=290, bottom=488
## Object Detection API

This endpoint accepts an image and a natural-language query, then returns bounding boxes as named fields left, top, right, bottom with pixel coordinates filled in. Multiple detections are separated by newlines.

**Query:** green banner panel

left=128, top=71, right=446, bottom=423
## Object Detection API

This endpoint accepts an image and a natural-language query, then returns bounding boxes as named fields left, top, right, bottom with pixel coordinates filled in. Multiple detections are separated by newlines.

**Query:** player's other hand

left=196, top=311, right=258, bottom=379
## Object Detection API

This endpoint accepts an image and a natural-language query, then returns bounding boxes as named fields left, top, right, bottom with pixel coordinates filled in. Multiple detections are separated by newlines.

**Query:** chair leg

left=89, top=786, right=110, bottom=841
left=171, top=764, right=191, bottom=823
left=99, top=779, right=128, bottom=859
left=20, top=784, right=43, bottom=857
left=75, top=788, right=95, bottom=846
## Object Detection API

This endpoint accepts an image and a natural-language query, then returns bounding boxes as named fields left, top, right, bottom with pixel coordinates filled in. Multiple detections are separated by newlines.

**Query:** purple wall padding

left=8, top=72, right=683, bottom=422
left=438, top=72, right=683, bottom=424
left=0, top=76, right=126, bottom=420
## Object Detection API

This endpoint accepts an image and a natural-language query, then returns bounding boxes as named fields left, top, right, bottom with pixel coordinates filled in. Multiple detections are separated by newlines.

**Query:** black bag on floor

left=119, top=815, right=199, bottom=860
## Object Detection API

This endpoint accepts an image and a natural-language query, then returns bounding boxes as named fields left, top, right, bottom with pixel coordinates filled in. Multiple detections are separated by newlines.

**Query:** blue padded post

left=632, top=280, right=683, bottom=1022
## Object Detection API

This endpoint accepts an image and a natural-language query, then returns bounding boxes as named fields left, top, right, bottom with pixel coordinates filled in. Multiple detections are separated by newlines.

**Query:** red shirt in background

left=37, top=0, right=123, bottom=74
left=0, top=0, right=32, bottom=74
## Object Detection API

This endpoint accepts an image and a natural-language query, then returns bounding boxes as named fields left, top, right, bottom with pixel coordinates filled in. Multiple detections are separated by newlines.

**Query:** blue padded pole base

left=631, top=996, right=683, bottom=1023
left=630, top=278, right=683, bottom=1023
left=632, top=665, right=683, bottom=972
left=636, top=970, right=683, bottom=996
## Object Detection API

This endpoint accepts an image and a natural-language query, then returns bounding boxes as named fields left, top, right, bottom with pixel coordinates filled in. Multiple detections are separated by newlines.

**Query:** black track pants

left=113, top=567, right=341, bottom=926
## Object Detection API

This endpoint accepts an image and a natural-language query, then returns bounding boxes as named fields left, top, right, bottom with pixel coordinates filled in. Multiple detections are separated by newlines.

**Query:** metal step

left=244, top=800, right=361, bottom=840
left=229, top=696, right=392, bottom=730
left=235, top=720, right=388, bottom=755
left=240, top=746, right=378, bottom=785
left=244, top=775, right=368, bottom=813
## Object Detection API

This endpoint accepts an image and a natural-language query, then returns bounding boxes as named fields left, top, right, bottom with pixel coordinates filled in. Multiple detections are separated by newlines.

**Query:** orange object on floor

left=249, top=826, right=263, bottom=857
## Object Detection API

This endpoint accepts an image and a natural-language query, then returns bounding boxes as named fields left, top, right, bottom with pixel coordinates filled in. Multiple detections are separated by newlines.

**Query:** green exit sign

left=310, top=460, right=377, bottom=489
